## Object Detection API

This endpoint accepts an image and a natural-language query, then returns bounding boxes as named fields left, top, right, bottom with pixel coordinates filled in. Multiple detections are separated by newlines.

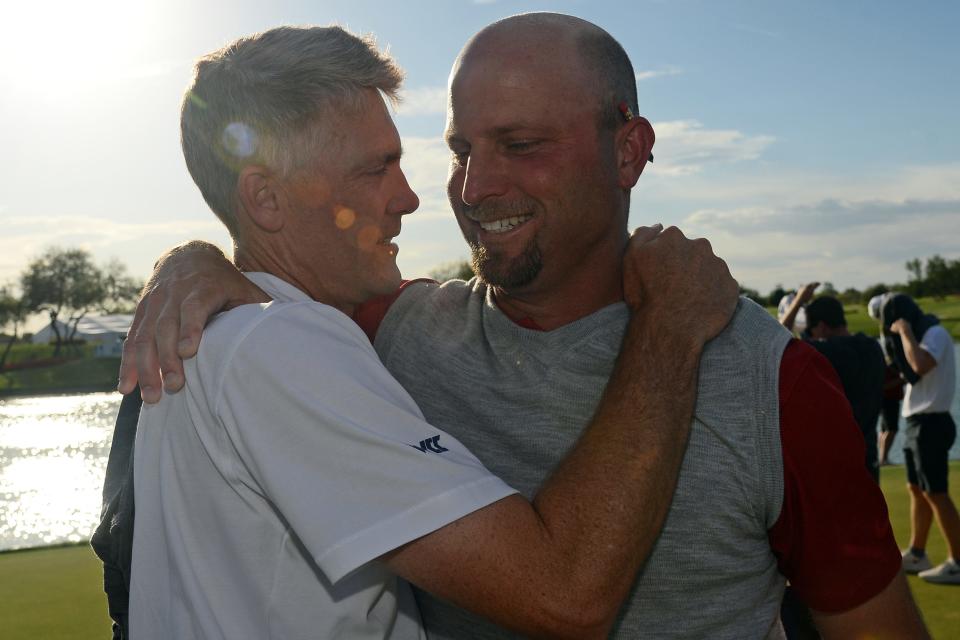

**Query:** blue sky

left=1, top=0, right=957, bottom=301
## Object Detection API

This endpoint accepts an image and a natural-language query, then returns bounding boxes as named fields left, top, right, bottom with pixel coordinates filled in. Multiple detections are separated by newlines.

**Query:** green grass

left=766, top=294, right=960, bottom=340
left=0, top=355, right=120, bottom=394
left=0, top=544, right=111, bottom=639
left=881, top=461, right=960, bottom=638
left=0, top=463, right=956, bottom=638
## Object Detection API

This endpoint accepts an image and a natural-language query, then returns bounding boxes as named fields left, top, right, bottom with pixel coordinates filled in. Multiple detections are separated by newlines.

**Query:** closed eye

left=505, top=140, right=541, bottom=154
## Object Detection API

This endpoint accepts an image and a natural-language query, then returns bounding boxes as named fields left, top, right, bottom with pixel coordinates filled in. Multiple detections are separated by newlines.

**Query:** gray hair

left=180, top=25, right=404, bottom=237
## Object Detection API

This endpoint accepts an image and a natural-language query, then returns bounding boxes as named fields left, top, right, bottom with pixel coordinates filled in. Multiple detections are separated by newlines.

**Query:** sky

left=1, top=0, right=958, bottom=306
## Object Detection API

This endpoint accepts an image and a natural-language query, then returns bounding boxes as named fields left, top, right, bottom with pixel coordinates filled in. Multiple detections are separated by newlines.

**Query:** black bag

left=90, top=391, right=142, bottom=640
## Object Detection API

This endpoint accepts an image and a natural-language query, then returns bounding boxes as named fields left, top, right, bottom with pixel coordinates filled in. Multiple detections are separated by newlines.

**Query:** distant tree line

left=739, top=254, right=960, bottom=308
left=0, top=247, right=143, bottom=366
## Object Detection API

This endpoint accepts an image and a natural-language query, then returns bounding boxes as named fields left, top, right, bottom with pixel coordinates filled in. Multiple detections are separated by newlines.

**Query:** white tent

left=31, top=314, right=133, bottom=356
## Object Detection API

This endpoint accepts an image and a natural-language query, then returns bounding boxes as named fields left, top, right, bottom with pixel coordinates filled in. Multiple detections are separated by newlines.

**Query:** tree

left=0, top=285, right=27, bottom=370
left=767, top=284, right=787, bottom=308
left=839, top=287, right=862, bottom=305
left=429, top=259, right=475, bottom=282
left=99, top=259, right=143, bottom=314
left=738, top=286, right=763, bottom=305
left=923, top=254, right=960, bottom=299
left=819, top=281, right=838, bottom=297
left=21, top=248, right=105, bottom=356
left=861, top=283, right=890, bottom=304
left=904, top=258, right=925, bottom=297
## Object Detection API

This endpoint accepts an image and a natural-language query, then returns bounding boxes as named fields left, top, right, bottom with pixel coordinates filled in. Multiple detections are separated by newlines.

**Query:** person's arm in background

left=779, top=282, right=818, bottom=333
left=117, top=241, right=267, bottom=403
left=889, top=319, right=938, bottom=376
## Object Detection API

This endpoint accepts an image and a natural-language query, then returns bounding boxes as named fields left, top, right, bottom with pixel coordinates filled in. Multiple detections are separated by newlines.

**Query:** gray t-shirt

left=375, top=280, right=792, bottom=639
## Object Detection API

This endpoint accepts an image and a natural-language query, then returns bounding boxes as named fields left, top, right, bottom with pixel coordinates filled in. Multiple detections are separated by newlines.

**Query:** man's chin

left=471, top=245, right=542, bottom=290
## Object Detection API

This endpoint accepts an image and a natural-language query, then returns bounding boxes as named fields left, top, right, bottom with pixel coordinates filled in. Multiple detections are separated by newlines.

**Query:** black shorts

left=880, top=397, right=900, bottom=433
left=904, top=412, right=957, bottom=494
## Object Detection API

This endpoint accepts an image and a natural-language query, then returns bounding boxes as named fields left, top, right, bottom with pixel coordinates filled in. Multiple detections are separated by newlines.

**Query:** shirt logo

left=410, top=435, right=450, bottom=454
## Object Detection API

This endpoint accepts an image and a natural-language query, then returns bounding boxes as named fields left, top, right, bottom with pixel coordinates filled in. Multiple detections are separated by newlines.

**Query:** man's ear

left=237, top=165, right=284, bottom=232
left=616, top=116, right=655, bottom=189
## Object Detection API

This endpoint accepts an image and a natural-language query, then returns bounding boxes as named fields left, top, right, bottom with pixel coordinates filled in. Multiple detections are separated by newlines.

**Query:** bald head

left=452, top=13, right=638, bottom=131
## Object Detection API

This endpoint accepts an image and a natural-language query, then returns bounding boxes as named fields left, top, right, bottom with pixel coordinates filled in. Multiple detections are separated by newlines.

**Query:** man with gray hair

left=122, top=24, right=739, bottom=640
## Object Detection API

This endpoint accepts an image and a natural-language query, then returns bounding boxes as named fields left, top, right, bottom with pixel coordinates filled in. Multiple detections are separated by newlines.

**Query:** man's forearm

left=385, top=320, right=704, bottom=639
left=780, top=296, right=803, bottom=332
left=531, top=315, right=701, bottom=623
left=899, top=329, right=935, bottom=375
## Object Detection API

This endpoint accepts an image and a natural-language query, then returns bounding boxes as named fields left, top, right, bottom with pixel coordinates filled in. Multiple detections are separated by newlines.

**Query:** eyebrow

left=349, top=145, right=403, bottom=174
left=445, top=122, right=554, bottom=145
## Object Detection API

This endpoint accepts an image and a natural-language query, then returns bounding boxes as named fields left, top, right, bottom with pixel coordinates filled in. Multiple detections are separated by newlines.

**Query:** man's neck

left=234, top=247, right=356, bottom=317
left=491, top=269, right=624, bottom=331
left=490, top=234, right=629, bottom=330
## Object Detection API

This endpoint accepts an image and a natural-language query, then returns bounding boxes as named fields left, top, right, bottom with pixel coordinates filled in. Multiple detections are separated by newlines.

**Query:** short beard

left=469, top=238, right=543, bottom=290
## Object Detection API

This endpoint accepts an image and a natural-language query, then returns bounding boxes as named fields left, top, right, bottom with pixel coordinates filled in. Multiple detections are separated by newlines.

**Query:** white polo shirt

left=903, top=324, right=957, bottom=416
left=130, top=272, right=517, bottom=640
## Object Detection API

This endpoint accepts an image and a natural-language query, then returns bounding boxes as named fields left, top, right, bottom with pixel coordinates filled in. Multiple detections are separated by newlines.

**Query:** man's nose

left=392, top=168, right=420, bottom=216
left=461, top=150, right=508, bottom=206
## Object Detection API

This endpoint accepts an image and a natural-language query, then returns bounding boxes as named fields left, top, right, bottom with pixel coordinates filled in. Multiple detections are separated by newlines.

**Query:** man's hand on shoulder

left=622, top=224, right=739, bottom=349
left=118, top=241, right=268, bottom=403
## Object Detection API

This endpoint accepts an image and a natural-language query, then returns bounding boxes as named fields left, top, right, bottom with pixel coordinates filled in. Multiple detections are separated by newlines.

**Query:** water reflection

left=0, top=393, right=120, bottom=550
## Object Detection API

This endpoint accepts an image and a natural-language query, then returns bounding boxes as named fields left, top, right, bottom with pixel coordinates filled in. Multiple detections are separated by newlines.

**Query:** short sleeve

left=919, top=325, right=950, bottom=363
left=213, top=302, right=517, bottom=583
left=769, top=340, right=900, bottom=613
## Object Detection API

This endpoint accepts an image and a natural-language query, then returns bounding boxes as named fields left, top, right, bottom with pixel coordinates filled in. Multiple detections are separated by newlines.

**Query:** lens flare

left=222, top=122, right=257, bottom=158
left=335, top=207, right=356, bottom=230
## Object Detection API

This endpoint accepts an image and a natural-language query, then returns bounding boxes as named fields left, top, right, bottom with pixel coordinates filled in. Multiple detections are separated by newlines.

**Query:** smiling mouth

left=477, top=214, right=533, bottom=234
left=378, top=235, right=398, bottom=256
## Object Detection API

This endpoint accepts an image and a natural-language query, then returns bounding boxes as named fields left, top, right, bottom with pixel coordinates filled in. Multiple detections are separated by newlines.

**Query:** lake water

left=2, top=344, right=960, bottom=551
left=0, top=392, right=119, bottom=551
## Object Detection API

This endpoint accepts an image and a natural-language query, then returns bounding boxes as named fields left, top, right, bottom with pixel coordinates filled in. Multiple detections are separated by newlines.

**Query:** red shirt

left=354, top=284, right=901, bottom=613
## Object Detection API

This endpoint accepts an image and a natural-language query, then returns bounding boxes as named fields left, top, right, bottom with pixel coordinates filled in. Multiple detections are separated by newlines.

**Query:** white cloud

left=635, top=66, right=683, bottom=82
left=686, top=198, right=960, bottom=234
left=649, top=120, right=776, bottom=176
left=0, top=215, right=229, bottom=284
left=397, top=86, right=447, bottom=116
left=394, top=136, right=467, bottom=276
left=670, top=164, right=960, bottom=291
left=401, top=136, right=453, bottom=220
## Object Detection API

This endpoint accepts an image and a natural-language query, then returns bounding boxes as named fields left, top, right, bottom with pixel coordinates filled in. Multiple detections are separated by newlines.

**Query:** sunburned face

left=444, top=41, right=625, bottom=295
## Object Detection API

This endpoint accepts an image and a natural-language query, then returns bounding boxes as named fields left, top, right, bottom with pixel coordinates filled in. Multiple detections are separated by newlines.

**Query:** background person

left=886, top=295, right=960, bottom=585
left=802, top=295, right=886, bottom=482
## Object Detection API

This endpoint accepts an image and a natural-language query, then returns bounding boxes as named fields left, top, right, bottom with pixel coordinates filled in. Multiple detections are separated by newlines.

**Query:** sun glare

left=0, top=0, right=155, bottom=99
